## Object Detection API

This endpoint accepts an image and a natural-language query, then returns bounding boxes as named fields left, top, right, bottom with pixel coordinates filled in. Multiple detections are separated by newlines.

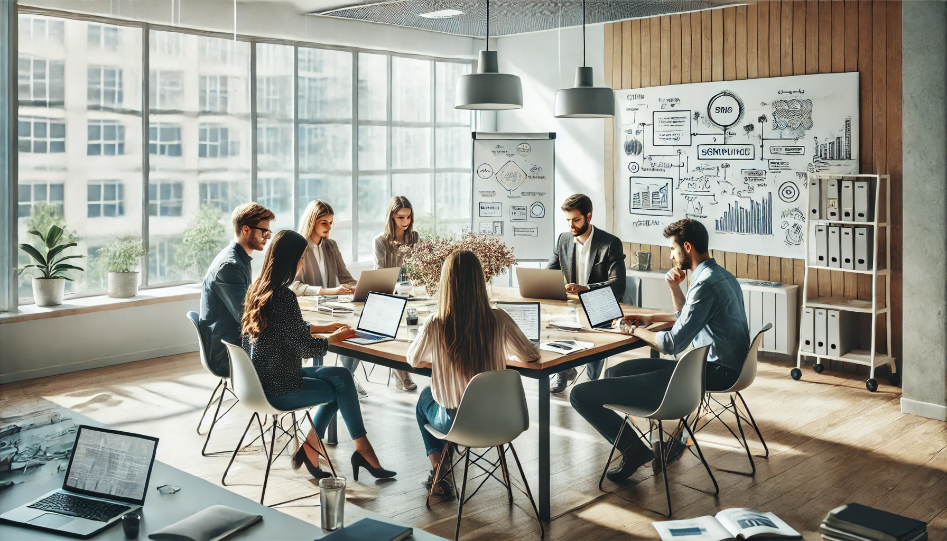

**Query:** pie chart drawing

left=530, top=202, right=545, bottom=218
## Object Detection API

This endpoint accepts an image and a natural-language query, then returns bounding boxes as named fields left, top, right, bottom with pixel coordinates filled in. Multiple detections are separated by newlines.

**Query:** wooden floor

left=2, top=353, right=945, bottom=540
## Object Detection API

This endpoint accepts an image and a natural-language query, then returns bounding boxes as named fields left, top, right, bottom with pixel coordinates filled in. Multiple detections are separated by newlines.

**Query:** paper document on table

left=539, top=340, right=593, bottom=355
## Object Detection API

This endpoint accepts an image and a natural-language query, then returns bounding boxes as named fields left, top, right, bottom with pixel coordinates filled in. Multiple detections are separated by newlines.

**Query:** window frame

left=86, top=179, right=125, bottom=218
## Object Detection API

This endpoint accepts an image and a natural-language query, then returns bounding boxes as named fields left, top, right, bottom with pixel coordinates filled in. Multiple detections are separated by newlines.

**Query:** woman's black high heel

left=297, top=445, right=331, bottom=479
left=350, top=451, right=396, bottom=481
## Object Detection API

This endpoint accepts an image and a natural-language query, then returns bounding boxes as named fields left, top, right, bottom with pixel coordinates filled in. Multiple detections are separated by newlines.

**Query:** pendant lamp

left=455, top=0, right=523, bottom=110
left=555, top=0, right=614, bottom=118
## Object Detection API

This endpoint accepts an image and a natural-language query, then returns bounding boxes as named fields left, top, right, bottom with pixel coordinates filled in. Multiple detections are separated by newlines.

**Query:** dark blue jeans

left=266, top=366, right=367, bottom=440
left=416, top=386, right=456, bottom=457
left=311, top=354, right=359, bottom=375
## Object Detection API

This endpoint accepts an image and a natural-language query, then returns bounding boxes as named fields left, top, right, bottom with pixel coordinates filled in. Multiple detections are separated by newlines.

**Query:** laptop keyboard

left=353, top=330, right=385, bottom=343
left=29, top=492, right=131, bottom=522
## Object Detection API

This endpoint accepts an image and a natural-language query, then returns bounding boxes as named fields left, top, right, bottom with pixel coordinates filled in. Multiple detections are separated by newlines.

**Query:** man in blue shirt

left=570, top=219, right=749, bottom=482
left=199, top=203, right=275, bottom=377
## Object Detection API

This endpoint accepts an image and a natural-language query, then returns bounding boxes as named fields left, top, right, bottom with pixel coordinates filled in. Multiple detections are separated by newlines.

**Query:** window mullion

left=292, top=45, right=299, bottom=226
left=141, top=24, right=150, bottom=286
left=430, top=60, right=436, bottom=235
left=351, top=52, right=359, bottom=262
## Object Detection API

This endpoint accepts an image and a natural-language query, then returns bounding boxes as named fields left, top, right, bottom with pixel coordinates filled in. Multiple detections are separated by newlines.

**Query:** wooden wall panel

left=604, top=0, right=903, bottom=368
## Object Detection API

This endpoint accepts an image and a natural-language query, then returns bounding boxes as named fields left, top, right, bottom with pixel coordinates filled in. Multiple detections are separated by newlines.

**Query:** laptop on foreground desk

left=578, top=287, right=627, bottom=333
left=345, top=292, right=408, bottom=345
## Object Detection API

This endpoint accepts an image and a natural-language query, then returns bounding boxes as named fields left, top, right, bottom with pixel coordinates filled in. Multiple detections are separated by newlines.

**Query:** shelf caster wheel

left=791, top=368, right=802, bottom=380
left=813, top=363, right=825, bottom=373
left=866, top=379, right=878, bottom=392
left=889, top=372, right=901, bottom=387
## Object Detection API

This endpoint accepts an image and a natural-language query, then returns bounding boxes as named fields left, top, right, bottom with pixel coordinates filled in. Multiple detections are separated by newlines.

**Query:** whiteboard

left=471, top=133, right=556, bottom=261
left=615, top=72, right=859, bottom=258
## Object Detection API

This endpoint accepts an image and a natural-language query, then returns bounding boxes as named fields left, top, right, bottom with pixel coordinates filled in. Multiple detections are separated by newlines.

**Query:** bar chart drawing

left=714, top=192, right=773, bottom=235
left=629, top=177, right=673, bottom=217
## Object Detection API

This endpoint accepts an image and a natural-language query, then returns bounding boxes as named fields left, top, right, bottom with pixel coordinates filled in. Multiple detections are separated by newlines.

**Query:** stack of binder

left=809, top=176, right=875, bottom=270
left=821, top=503, right=927, bottom=541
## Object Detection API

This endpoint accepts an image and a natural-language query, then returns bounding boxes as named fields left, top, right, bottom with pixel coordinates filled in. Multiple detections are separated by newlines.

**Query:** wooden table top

left=298, top=286, right=670, bottom=372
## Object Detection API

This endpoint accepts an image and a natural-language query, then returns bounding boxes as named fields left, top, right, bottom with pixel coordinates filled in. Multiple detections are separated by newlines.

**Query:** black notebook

left=822, top=503, right=926, bottom=541
left=320, top=518, right=412, bottom=541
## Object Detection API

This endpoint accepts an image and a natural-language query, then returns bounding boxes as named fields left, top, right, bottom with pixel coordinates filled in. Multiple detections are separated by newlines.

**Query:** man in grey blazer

left=547, top=194, right=627, bottom=393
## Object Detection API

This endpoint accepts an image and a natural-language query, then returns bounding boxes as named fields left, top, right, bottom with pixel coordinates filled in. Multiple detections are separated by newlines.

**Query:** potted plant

left=18, top=224, right=84, bottom=307
left=101, top=237, right=148, bottom=298
left=399, top=230, right=516, bottom=296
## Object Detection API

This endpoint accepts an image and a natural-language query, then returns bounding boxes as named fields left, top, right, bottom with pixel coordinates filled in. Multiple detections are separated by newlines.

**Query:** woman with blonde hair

left=407, top=250, right=541, bottom=495
left=373, top=196, right=420, bottom=391
left=292, top=200, right=368, bottom=397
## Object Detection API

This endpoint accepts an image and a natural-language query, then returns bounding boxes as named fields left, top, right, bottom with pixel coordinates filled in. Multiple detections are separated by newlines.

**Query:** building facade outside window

left=18, top=55, right=64, bottom=104
left=18, top=116, right=65, bottom=153
left=87, top=180, right=125, bottom=217
left=149, top=123, right=182, bottom=156
left=87, top=120, right=125, bottom=156
left=149, top=181, right=184, bottom=217
left=18, top=182, right=65, bottom=218
left=87, top=66, right=124, bottom=108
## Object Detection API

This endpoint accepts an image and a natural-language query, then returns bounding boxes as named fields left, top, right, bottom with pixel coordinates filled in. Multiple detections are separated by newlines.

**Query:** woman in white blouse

left=407, top=250, right=541, bottom=496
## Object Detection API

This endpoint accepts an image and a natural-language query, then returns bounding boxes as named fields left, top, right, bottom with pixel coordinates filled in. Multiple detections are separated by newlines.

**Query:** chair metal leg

left=222, top=413, right=256, bottom=485
left=426, top=445, right=454, bottom=508
left=256, top=414, right=268, bottom=458
left=260, top=416, right=278, bottom=505
left=682, top=418, right=718, bottom=495
left=737, top=391, right=769, bottom=458
left=197, top=379, right=224, bottom=434
left=598, top=417, right=628, bottom=491
left=497, top=446, right=513, bottom=505
left=304, top=410, right=336, bottom=477
left=200, top=380, right=228, bottom=457
left=508, top=442, right=545, bottom=539
left=454, top=451, right=471, bottom=541
left=731, top=396, right=756, bottom=475
left=657, top=420, right=672, bottom=517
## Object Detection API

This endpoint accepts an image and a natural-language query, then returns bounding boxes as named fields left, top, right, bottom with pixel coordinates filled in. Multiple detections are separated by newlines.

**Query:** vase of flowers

left=399, top=231, right=516, bottom=296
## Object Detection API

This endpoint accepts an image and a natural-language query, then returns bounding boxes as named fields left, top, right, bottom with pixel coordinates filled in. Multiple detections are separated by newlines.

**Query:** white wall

left=495, top=24, right=608, bottom=237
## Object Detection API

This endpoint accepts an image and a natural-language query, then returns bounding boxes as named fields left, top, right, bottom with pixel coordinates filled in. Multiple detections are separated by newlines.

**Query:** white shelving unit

left=794, top=174, right=897, bottom=392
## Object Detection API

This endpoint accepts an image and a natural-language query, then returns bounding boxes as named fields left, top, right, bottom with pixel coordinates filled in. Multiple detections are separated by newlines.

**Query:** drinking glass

left=319, top=477, right=346, bottom=531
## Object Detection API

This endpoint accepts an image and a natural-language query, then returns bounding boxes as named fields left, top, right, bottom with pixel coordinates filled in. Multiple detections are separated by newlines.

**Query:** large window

left=87, top=181, right=125, bottom=218
left=87, top=66, right=124, bottom=108
left=18, top=55, right=64, bottom=104
left=256, top=43, right=294, bottom=234
left=87, top=120, right=125, bottom=156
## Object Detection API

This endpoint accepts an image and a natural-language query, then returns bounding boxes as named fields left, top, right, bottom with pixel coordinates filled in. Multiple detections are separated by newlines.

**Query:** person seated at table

left=569, top=218, right=749, bottom=482
left=291, top=199, right=368, bottom=398
left=199, top=203, right=275, bottom=377
left=372, top=195, right=420, bottom=392
left=408, top=250, right=541, bottom=496
left=241, top=229, right=396, bottom=481
left=546, top=194, right=626, bottom=393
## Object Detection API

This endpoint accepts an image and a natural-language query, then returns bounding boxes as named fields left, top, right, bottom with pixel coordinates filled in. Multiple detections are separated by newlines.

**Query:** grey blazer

left=290, top=237, right=356, bottom=295
left=546, top=227, right=627, bottom=301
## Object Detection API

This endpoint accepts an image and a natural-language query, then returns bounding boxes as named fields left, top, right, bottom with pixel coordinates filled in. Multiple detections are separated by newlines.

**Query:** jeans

left=339, top=355, right=359, bottom=374
left=416, top=386, right=456, bottom=457
left=266, top=366, right=367, bottom=441
left=585, top=359, right=606, bottom=381
left=570, top=358, right=739, bottom=455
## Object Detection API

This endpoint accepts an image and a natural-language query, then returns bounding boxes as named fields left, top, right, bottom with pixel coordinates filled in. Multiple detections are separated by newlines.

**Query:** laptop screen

left=64, top=426, right=158, bottom=505
left=579, top=287, right=624, bottom=328
left=495, top=302, right=540, bottom=341
left=358, top=293, right=408, bottom=338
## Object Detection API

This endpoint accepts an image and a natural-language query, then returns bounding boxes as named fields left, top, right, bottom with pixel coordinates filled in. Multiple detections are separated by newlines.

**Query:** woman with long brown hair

left=407, top=250, right=541, bottom=495
left=241, top=229, right=395, bottom=481
left=373, top=196, right=420, bottom=392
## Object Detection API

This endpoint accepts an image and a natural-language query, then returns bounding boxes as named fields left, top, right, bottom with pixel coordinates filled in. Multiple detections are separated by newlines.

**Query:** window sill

left=0, top=284, right=202, bottom=325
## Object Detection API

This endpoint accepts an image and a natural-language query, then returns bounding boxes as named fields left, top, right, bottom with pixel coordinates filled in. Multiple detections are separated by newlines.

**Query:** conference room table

left=299, top=286, right=671, bottom=522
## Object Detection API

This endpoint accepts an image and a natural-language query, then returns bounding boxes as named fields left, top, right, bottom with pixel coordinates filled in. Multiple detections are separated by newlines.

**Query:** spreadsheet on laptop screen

left=65, top=429, right=156, bottom=501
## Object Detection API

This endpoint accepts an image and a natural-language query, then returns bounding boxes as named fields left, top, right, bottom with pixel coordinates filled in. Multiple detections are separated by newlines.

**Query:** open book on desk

left=654, top=508, right=801, bottom=541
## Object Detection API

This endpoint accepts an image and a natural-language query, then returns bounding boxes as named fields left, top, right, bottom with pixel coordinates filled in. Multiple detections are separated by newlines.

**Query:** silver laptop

left=578, top=287, right=627, bottom=333
left=342, top=267, right=402, bottom=302
left=516, top=268, right=568, bottom=301
left=496, top=302, right=541, bottom=346
left=1, top=425, right=158, bottom=539
left=345, top=292, right=408, bottom=345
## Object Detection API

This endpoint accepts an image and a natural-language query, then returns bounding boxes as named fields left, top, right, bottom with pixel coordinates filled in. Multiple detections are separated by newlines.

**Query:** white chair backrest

left=651, top=345, right=710, bottom=421
left=726, top=322, right=772, bottom=393
left=222, top=341, right=281, bottom=416
left=186, top=311, right=219, bottom=377
left=443, top=370, right=528, bottom=449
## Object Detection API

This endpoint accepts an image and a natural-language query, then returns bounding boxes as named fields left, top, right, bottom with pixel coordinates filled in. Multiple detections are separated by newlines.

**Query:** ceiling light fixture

left=419, top=9, right=464, bottom=19
left=454, top=0, right=523, bottom=110
left=554, top=0, right=614, bottom=118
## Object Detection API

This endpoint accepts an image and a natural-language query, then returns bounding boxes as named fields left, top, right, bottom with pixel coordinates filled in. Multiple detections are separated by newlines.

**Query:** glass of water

left=319, top=477, right=346, bottom=531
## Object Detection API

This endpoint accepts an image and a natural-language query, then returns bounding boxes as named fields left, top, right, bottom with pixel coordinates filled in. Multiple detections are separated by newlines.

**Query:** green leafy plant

left=101, top=237, right=148, bottom=273
left=25, top=202, right=77, bottom=244
left=18, top=224, right=85, bottom=280
left=175, top=205, right=229, bottom=278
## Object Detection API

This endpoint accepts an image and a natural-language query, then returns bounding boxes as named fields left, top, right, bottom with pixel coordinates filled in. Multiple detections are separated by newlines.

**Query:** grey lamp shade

left=555, top=66, right=615, bottom=118
left=455, top=50, right=523, bottom=110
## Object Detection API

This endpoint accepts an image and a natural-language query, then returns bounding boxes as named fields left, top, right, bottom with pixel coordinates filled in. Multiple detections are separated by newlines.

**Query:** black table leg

left=538, top=374, right=550, bottom=522
left=327, top=412, right=338, bottom=445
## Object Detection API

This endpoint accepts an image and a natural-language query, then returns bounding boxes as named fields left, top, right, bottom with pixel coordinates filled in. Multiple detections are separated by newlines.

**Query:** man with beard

left=546, top=194, right=626, bottom=393
left=569, top=218, right=749, bottom=482
left=198, top=203, right=276, bottom=377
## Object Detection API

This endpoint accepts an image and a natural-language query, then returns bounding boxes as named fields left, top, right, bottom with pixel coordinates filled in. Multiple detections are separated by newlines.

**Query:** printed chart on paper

left=615, top=72, right=859, bottom=258
left=471, top=133, right=555, bottom=261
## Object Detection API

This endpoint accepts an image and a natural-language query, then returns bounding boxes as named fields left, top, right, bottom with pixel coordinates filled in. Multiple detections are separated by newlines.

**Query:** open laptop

left=578, top=286, right=627, bottom=333
left=1, top=425, right=158, bottom=539
left=495, top=302, right=541, bottom=346
left=516, top=268, right=568, bottom=301
left=345, top=292, right=408, bottom=345
left=341, top=267, right=402, bottom=302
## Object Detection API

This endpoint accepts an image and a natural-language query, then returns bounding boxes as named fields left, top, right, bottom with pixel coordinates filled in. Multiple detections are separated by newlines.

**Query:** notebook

left=653, top=508, right=800, bottom=541
left=147, top=505, right=261, bottom=541
left=321, top=518, right=412, bottom=541
left=822, top=503, right=927, bottom=541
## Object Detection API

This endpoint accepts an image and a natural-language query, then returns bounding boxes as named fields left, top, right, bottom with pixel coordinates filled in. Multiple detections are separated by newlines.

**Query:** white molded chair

left=221, top=341, right=335, bottom=506
left=425, top=370, right=544, bottom=541
left=598, top=345, right=718, bottom=516
left=694, top=323, right=772, bottom=475
left=186, top=311, right=238, bottom=456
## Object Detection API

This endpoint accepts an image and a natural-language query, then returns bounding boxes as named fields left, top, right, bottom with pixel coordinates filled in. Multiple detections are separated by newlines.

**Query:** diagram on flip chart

left=615, top=72, right=859, bottom=258
left=472, top=133, right=555, bottom=261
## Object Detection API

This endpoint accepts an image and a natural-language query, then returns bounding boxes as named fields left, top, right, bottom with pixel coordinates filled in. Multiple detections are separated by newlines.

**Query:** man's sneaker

left=422, top=469, right=454, bottom=496
left=353, top=377, right=369, bottom=400
left=606, top=445, right=656, bottom=483
left=550, top=368, right=578, bottom=394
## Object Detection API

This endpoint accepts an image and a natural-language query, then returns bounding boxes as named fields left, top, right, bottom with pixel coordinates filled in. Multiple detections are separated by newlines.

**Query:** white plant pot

left=33, top=278, right=65, bottom=307
left=108, top=272, right=139, bottom=298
